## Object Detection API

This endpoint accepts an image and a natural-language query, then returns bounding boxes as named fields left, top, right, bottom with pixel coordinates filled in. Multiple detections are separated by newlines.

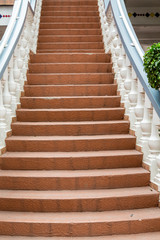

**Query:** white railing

left=98, top=0, right=160, bottom=194
left=0, top=0, right=42, bottom=154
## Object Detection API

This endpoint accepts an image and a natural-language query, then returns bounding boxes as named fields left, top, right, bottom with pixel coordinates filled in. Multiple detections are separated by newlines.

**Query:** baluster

left=8, top=56, right=17, bottom=116
left=0, top=80, right=7, bottom=149
left=139, top=94, right=152, bottom=162
left=3, top=68, right=12, bottom=132
left=134, top=82, right=144, bottom=143
left=13, top=48, right=21, bottom=103
left=119, top=46, right=127, bottom=102
left=123, top=56, right=132, bottom=114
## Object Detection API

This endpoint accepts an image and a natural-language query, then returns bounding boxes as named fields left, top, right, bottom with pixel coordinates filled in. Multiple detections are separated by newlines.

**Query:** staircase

left=0, top=0, right=160, bottom=238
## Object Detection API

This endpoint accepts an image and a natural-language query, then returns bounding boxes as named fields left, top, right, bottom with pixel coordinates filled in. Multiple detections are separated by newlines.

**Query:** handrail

left=107, top=0, right=160, bottom=118
left=0, top=0, right=37, bottom=81
left=0, top=0, right=22, bottom=56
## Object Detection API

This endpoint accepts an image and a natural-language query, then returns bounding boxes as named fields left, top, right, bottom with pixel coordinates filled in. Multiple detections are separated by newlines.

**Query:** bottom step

left=0, top=208, right=160, bottom=236
left=0, top=232, right=160, bottom=239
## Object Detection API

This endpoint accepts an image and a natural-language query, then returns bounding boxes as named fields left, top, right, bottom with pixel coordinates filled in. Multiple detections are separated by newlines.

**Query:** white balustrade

left=98, top=0, right=160, bottom=196
left=0, top=0, right=42, bottom=154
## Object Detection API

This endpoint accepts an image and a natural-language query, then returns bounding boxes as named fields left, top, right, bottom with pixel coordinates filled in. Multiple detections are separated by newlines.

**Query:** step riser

left=0, top=218, right=160, bottom=237
left=39, top=29, right=101, bottom=35
left=11, top=122, right=129, bottom=136
left=30, top=54, right=110, bottom=63
left=37, top=49, right=105, bottom=53
left=42, top=1, right=98, bottom=6
left=41, top=11, right=100, bottom=17
left=16, top=109, right=125, bottom=122
left=6, top=138, right=136, bottom=152
left=42, top=6, right=98, bottom=11
left=1, top=154, right=143, bottom=170
left=24, top=85, right=116, bottom=97
left=29, top=64, right=111, bottom=74
left=40, top=23, right=100, bottom=29
left=40, top=17, right=100, bottom=23
left=20, top=97, right=120, bottom=109
left=0, top=173, right=149, bottom=190
left=0, top=194, right=157, bottom=212
left=27, top=73, right=114, bottom=85
left=38, top=36, right=102, bottom=43
left=37, top=43, right=103, bottom=50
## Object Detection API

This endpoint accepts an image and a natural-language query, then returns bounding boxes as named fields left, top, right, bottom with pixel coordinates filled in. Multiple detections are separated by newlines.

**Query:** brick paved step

left=0, top=208, right=159, bottom=236
left=41, top=11, right=100, bottom=17
left=11, top=120, right=129, bottom=136
left=39, top=29, right=101, bottom=35
left=42, top=6, right=98, bottom=11
left=38, top=35, right=102, bottom=42
left=37, top=49, right=105, bottom=53
left=30, top=53, right=110, bottom=63
left=27, top=73, right=114, bottom=85
left=0, top=168, right=149, bottom=190
left=0, top=187, right=158, bottom=212
left=40, top=17, right=100, bottom=23
left=29, top=63, right=111, bottom=74
left=42, top=0, right=98, bottom=6
left=40, top=23, right=100, bottom=29
left=16, top=108, right=125, bottom=122
left=1, top=232, right=160, bottom=239
left=37, top=43, right=103, bottom=50
left=20, top=96, right=120, bottom=109
left=1, top=150, right=143, bottom=170
left=6, top=134, right=136, bottom=152
left=24, top=84, right=116, bottom=97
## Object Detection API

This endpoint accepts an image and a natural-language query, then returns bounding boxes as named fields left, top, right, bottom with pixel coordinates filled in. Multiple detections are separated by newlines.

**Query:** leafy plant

left=143, top=42, right=160, bottom=90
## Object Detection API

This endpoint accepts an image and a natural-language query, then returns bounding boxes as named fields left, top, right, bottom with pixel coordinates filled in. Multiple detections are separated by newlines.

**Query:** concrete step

left=42, top=6, right=98, bottom=11
left=40, top=23, right=100, bottom=29
left=27, top=73, right=114, bottom=85
left=1, top=150, right=143, bottom=170
left=42, top=0, right=98, bottom=6
left=6, top=134, right=136, bottom=152
left=38, top=35, right=102, bottom=42
left=40, top=16, right=100, bottom=23
left=39, top=29, right=101, bottom=35
left=11, top=120, right=129, bottom=136
left=24, top=84, right=116, bottom=96
left=16, top=108, right=125, bottom=122
left=37, top=49, right=105, bottom=53
left=0, top=187, right=158, bottom=212
left=41, top=11, right=100, bottom=17
left=0, top=168, right=149, bottom=190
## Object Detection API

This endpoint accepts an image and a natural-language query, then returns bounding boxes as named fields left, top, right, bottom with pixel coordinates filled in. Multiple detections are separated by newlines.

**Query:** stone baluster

left=8, top=56, right=17, bottom=116
left=13, top=47, right=21, bottom=103
left=119, top=46, right=127, bottom=102
left=139, top=94, right=152, bottom=162
left=0, top=80, right=7, bottom=150
left=3, top=68, right=12, bottom=132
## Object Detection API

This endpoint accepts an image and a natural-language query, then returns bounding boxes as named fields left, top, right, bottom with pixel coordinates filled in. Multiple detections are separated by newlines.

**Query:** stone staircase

left=0, top=0, right=160, bottom=238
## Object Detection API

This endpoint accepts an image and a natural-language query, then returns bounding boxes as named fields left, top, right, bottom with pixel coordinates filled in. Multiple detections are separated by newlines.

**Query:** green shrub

left=143, top=42, right=160, bottom=90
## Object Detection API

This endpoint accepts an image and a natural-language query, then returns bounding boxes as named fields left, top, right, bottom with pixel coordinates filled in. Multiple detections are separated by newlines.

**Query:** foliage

left=143, top=42, right=160, bottom=90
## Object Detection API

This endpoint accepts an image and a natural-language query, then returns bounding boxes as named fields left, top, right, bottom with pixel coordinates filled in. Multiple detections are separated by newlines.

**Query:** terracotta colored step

left=1, top=232, right=160, bottom=240
left=40, top=23, right=100, bottom=29
left=29, top=63, right=111, bottom=74
left=0, top=168, right=149, bottom=190
left=11, top=120, right=129, bottom=136
left=27, top=73, right=114, bottom=85
left=40, top=16, right=100, bottom=23
left=16, top=108, right=125, bottom=122
left=0, top=187, right=158, bottom=212
left=39, top=29, right=101, bottom=35
left=1, top=150, right=143, bottom=170
left=42, top=6, right=98, bottom=11
left=20, top=96, right=120, bottom=109
left=24, top=84, right=116, bottom=97
left=6, top=134, right=136, bottom=152
left=42, top=0, right=98, bottom=6
left=37, top=49, right=105, bottom=53
left=0, top=208, right=159, bottom=236
left=30, top=53, right=110, bottom=63
left=38, top=35, right=102, bottom=43
left=41, top=11, right=100, bottom=17
left=37, top=43, right=103, bottom=50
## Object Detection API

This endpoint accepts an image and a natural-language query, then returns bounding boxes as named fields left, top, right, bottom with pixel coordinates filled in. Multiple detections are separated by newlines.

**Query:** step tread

left=2, top=149, right=142, bottom=158
left=6, top=134, right=135, bottom=141
left=0, top=168, right=148, bottom=177
left=0, top=187, right=157, bottom=199
left=0, top=208, right=159, bottom=223
left=17, top=107, right=124, bottom=111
